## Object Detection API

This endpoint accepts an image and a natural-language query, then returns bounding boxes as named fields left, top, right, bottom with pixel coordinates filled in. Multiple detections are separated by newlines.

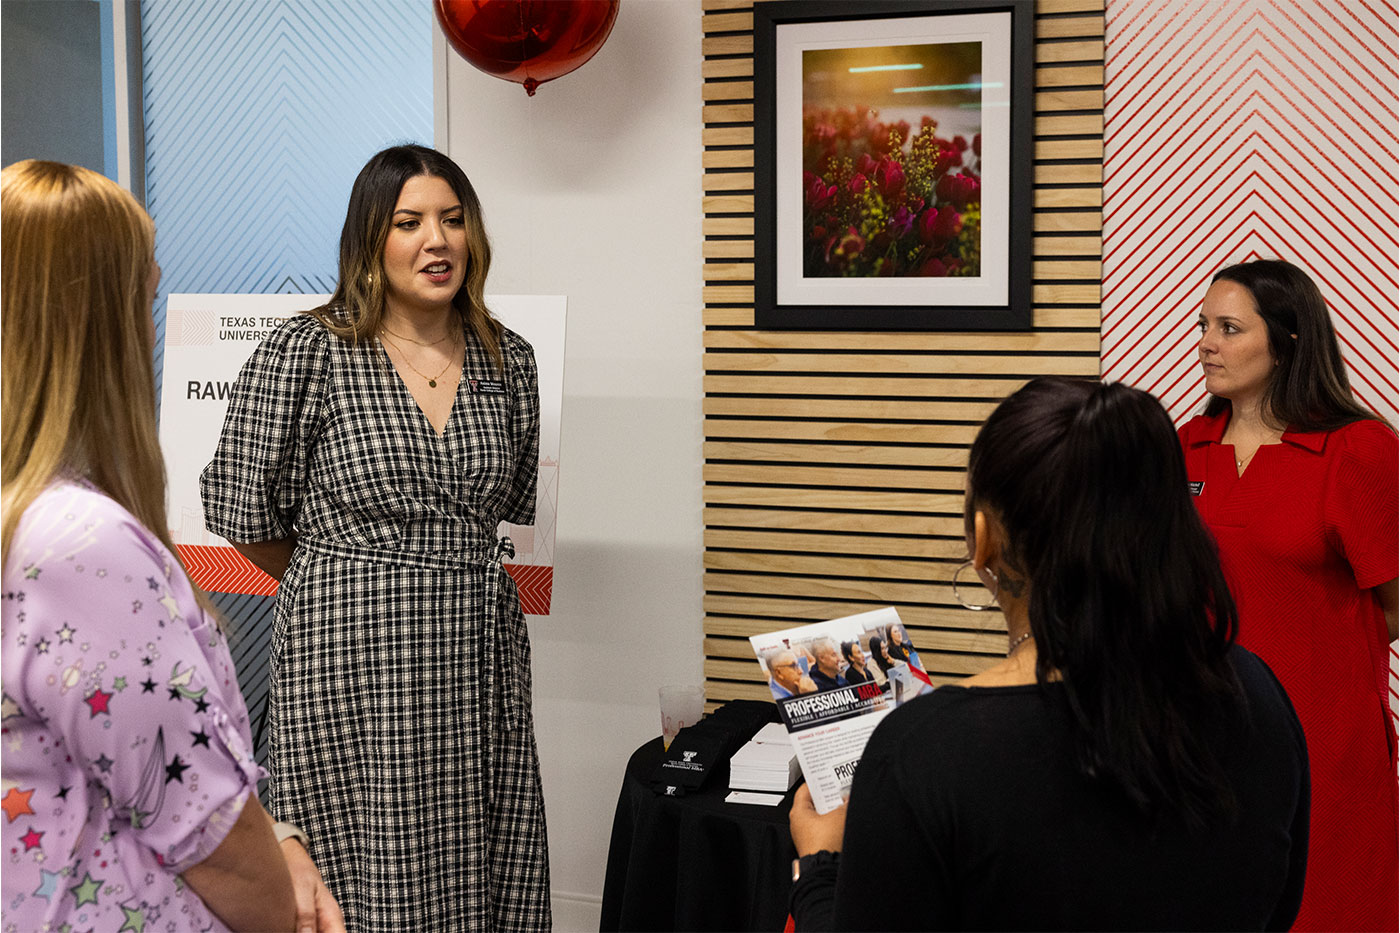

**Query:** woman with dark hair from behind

left=1184, top=259, right=1397, bottom=931
left=788, top=378, right=1308, bottom=931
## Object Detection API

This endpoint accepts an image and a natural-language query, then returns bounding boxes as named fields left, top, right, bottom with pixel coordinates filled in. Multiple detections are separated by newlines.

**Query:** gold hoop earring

left=952, top=559, right=999, bottom=611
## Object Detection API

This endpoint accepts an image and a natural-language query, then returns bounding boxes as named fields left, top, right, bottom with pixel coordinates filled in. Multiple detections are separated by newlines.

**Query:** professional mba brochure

left=749, top=607, right=933, bottom=813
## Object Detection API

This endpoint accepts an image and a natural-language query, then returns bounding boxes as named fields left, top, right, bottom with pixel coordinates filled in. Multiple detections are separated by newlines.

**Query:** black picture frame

left=753, top=0, right=1034, bottom=330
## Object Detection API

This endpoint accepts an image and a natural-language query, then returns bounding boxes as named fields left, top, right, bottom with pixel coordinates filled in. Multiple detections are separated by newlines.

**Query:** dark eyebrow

left=392, top=205, right=463, bottom=217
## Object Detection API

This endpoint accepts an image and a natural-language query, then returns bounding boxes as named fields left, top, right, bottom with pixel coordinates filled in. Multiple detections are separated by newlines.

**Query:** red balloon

left=435, top=0, right=621, bottom=97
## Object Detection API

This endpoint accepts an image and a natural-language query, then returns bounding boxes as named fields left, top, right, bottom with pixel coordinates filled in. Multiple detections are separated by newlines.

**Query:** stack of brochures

left=728, top=722, right=801, bottom=793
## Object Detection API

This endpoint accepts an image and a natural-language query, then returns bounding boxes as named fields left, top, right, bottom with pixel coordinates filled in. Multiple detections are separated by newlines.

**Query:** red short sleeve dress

left=1180, top=411, right=1398, bottom=932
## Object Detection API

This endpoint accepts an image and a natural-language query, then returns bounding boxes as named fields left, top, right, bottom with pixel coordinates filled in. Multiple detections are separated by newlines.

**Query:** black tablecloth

left=600, top=737, right=797, bottom=932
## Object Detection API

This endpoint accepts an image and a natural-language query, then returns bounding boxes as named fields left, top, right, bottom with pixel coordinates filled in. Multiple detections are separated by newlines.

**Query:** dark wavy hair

left=968, top=377, right=1242, bottom=826
left=311, top=144, right=504, bottom=372
left=1204, top=259, right=1383, bottom=432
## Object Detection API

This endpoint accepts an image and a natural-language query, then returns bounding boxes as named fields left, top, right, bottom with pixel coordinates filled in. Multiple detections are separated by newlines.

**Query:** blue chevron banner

left=141, top=0, right=432, bottom=766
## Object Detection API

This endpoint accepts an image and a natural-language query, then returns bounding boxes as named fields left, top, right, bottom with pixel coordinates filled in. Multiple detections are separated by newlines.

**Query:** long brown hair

left=1203, top=259, right=1388, bottom=432
left=311, top=144, right=504, bottom=371
left=2, top=162, right=168, bottom=562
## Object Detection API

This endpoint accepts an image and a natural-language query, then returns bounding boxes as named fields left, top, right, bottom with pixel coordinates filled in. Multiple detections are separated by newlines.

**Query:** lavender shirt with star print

left=2, top=481, right=264, bottom=932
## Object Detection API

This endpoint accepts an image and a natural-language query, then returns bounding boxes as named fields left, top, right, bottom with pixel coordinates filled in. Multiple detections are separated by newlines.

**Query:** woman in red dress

left=1180, top=259, right=1397, bottom=931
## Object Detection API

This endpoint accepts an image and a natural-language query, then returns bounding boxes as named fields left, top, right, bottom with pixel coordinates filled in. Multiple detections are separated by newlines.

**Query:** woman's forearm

left=231, top=537, right=297, bottom=582
left=182, top=797, right=296, bottom=932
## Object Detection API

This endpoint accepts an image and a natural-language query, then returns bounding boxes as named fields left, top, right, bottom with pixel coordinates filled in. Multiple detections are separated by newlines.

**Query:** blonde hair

left=1, top=161, right=179, bottom=574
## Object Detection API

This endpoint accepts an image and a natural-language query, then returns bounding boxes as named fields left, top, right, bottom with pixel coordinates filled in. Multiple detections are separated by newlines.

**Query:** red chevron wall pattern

left=1101, top=0, right=1398, bottom=426
left=1100, top=0, right=1399, bottom=725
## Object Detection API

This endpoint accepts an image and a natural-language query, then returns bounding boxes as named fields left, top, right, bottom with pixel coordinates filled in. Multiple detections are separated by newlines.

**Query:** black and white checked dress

left=200, top=312, right=549, bottom=931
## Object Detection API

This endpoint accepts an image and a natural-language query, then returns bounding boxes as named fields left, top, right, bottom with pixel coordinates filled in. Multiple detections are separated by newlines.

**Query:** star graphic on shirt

left=85, top=688, right=112, bottom=717
left=141, top=656, right=153, bottom=667
left=1, top=693, right=21, bottom=720
left=131, top=599, right=143, bottom=613
left=193, top=696, right=210, bottom=714
left=158, top=594, right=181, bottom=621
left=69, top=870, right=102, bottom=906
left=113, top=676, right=128, bottom=692
left=20, top=825, right=43, bottom=850
left=2, top=786, right=36, bottom=822
left=56, top=623, right=76, bottom=643
left=141, top=678, right=157, bottom=694
left=164, top=755, right=190, bottom=784
left=24, top=566, right=39, bottom=580
left=190, top=729, right=210, bottom=749
left=118, top=904, right=147, bottom=933
left=167, top=687, right=183, bottom=702
left=56, top=785, right=71, bottom=800
left=94, top=754, right=114, bottom=773
left=32, top=867, right=62, bottom=901
left=34, top=638, right=50, bottom=655
left=147, top=576, right=160, bottom=592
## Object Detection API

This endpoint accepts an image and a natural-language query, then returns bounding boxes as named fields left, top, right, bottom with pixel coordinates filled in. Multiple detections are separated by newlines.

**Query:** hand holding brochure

left=749, top=607, right=934, bottom=814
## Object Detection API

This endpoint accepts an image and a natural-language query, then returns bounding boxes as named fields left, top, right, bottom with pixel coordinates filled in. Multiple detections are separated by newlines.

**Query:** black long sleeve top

left=791, top=646, right=1309, bottom=931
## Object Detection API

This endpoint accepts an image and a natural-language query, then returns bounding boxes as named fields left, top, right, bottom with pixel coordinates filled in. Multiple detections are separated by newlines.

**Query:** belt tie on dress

left=295, top=536, right=529, bottom=731
left=484, top=535, right=525, bottom=730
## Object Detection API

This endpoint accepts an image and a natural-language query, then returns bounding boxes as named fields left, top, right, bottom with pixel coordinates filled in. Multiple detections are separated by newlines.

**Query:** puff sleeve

left=200, top=315, right=330, bottom=543
left=2, top=485, right=265, bottom=872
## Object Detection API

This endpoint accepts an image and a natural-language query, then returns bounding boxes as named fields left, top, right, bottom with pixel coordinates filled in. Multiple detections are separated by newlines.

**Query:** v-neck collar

left=375, top=338, right=461, bottom=440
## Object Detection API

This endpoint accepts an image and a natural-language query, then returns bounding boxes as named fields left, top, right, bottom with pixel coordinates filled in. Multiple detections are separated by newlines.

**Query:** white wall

left=438, top=3, right=704, bottom=928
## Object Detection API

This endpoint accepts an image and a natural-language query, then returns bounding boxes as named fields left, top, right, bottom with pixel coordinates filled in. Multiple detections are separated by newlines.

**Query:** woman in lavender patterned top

left=1, top=160, right=341, bottom=933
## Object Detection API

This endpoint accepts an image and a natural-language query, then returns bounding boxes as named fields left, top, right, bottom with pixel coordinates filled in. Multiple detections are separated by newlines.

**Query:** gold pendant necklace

left=381, top=333, right=459, bottom=388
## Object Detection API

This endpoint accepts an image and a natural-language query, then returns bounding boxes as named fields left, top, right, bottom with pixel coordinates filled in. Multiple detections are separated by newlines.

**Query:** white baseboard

left=551, top=890, right=603, bottom=932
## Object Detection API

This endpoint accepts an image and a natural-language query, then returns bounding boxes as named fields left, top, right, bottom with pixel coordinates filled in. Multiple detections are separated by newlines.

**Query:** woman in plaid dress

left=201, top=146, right=548, bottom=931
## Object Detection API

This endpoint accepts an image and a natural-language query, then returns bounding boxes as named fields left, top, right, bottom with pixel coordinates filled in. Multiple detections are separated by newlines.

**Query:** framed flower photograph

left=753, top=0, right=1034, bottom=330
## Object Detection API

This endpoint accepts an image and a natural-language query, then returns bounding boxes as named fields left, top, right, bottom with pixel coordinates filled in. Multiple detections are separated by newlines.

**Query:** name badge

left=1188, top=481, right=1204, bottom=496
left=468, top=378, right=506, bottom=395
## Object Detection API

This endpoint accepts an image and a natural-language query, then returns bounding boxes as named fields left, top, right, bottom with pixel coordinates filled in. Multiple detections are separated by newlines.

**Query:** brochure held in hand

left=749, top=607, right=934, bottom=814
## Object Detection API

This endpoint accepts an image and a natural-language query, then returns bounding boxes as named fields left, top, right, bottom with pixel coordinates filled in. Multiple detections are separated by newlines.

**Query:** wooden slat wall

left=701, top=0, right=1105, bottom=707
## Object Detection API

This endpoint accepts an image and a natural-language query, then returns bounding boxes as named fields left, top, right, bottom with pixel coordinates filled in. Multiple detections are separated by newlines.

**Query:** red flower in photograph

left=803, top=171, right=837, bottom=212
left=936, top=170, right=981, bottom=210
left=875, top=159, right=906, bottom=199
left=800, top=106, right=982, bottom=278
